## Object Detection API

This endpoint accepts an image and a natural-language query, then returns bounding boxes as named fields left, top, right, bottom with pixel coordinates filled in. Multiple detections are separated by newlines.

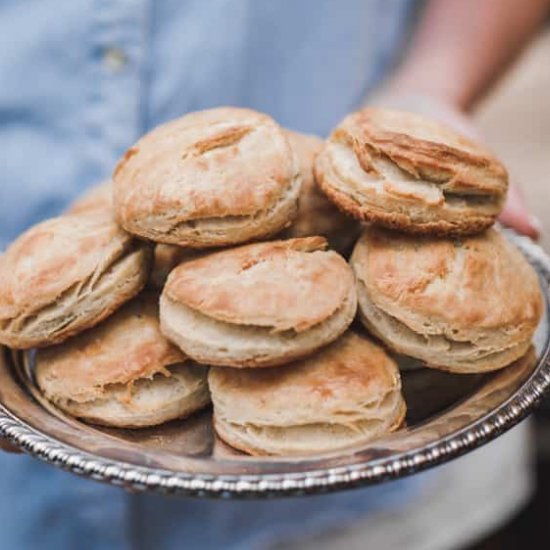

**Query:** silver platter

left=1, top=229, right=550, bottom=499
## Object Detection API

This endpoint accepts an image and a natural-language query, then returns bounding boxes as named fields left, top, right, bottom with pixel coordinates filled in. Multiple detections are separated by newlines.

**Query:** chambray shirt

left=0, top=1, right=425, bottom=548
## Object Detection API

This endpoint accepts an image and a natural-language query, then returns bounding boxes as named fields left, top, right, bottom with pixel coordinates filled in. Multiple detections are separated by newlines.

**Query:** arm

left=386, top=0, right=550, bottom=110
left=373, top=0, right=550, bottom=237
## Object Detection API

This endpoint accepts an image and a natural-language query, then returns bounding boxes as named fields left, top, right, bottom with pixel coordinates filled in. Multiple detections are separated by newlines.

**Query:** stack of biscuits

left=0, top=106, right=542, bottom=456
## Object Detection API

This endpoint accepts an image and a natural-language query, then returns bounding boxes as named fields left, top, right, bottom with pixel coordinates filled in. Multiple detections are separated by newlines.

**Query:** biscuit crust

left=209, top=332, right=406, bottom=456
left=0, top=214, right=152, bottom=348
left=36, top=294, right=210, bottom=427
left=160, top=237, right=357, bottom=367
left=164, top=237, right=352, bottom=331
left=113, top=107, right=301, bottom=248
left=53, top=364, right=210, bottom=428
left=351, top=227, right=543, bottom=372
left=315, top=108, right=508, bottom=236
left=67, top=181, right=191, bottom=290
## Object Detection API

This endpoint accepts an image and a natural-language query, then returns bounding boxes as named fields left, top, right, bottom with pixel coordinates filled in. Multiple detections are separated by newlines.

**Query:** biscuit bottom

left=316, top=142, right=502, bottom=236
left=356, top=283, right=532, bottom=373
left=48, top=363, right=210, bottom=428
left=213, top=395, right=405, bottom=456
left=159, top=288, right=357, bottom=368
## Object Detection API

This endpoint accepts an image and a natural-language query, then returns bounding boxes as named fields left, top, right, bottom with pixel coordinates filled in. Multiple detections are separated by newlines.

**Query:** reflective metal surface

left=0, top=230, right=549, bottom=498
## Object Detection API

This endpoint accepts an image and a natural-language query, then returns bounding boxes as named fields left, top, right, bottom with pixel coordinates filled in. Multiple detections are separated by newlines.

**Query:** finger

left=0, top=438, right=21, bottom=454
left=499, top=184, right=541, bottom=240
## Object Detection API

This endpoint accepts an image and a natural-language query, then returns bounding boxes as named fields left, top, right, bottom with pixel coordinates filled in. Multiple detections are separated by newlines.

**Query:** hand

left=0, top=437, right=21, bottom=453
left=366, top=92, right=541, bottom=240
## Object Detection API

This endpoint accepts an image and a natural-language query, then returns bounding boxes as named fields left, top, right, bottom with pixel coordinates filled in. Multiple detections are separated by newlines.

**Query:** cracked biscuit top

left=315, top=107, right=508, bottom=236
left=0, top=212, right=151, bottom=348
left=163, top=236, right=354, bottom=333
left=113, top=107, right=300, bottom=247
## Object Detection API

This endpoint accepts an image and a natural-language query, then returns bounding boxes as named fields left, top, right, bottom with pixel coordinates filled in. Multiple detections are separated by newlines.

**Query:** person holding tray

left=0, top=0, right=548, bottom=548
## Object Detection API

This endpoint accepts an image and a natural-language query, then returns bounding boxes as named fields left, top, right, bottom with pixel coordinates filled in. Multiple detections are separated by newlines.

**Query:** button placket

left=102, top=47, right=129, bottom=72
left=85, top=0, right=149, bottom=177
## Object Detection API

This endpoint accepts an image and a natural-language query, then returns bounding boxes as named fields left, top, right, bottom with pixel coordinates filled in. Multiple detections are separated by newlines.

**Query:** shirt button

left=103, top=47, right=128, bottom=72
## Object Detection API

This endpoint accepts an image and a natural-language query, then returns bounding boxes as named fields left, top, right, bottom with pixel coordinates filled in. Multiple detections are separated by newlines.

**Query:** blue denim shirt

left=0, top=1, right=426, bottom=548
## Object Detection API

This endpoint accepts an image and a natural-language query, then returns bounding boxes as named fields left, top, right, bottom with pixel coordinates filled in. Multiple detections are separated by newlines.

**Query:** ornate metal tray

left=1, top=230, right=549, bottom=499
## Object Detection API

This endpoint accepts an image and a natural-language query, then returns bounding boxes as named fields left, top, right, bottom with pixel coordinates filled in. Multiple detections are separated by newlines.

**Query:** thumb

left=499, top=183, right=541, bottom=240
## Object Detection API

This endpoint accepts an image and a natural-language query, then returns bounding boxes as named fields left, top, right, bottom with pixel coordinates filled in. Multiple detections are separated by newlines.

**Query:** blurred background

left=478, top=28, right=550, bottom=249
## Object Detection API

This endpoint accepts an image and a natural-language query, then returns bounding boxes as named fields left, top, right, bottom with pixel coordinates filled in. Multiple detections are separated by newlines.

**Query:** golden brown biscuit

left=160, top=237, right=357, bottom=368
left=0, top=214, right=152, bottom=349
left=66, top=180, right=113, bottom=216
left=36, top=294, right=210, bottom=428
left=351, top=227, right=543, bottom=373
left=209, top=331, right=406, bottom=456
left=113, top=107, right=301, bottom=248
left=67, top=181, right=189, bottom=289
left=315, top=108, right=508, bottom=236
left=282, top=130, right=361, bottom=255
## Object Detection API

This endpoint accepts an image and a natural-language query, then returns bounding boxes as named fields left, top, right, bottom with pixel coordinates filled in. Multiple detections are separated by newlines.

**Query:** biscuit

left=160, top=237, right=357, bottom=367
left=315, top=108, right=508, bottom=236
left=282, top=130, right=361, bottom=255
left=36, top=293, right=210, bottom=428
left=209, top=331, right=406, bottom=456
left=66, top=180, right=113, bottom=216
left=0, top=214, right=152, bottom=348
left=113, top=107, right=301, bottom=248
left=351, top=227, right=543, bottom=373
left=67, top=181, right=189, bottom=290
